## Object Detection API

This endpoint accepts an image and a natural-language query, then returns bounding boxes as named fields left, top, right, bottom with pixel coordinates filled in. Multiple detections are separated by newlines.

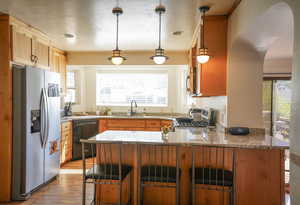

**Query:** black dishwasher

left=72, top=119, right=99, bottom=160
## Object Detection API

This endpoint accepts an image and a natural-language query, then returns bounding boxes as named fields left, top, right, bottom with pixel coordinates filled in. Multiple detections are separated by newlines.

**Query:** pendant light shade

left=151, top=48, right=168, bottom=64
left=151, top=4, right=169, bottom=64
left=197, top=48, right=210, bottom=64
left=197, top=6, right=210, bottom=64
left=109, top=49, right=125, bottom=65
left=109, top=6, right=126, bottom=65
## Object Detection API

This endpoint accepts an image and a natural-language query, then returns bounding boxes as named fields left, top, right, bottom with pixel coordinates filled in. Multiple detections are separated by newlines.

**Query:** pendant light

left=197, top=6, right=210, bottom=64
left=108, top=5, right=126, bottom=65
left=151, top=1, right=169, bottom=65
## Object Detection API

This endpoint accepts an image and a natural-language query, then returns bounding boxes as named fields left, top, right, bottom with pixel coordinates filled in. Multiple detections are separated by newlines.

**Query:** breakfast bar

left=81, top=128, right=289, bottom=205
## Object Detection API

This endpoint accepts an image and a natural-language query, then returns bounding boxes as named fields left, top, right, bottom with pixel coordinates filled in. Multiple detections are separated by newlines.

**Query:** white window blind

left=96, top=73, right=168, bottom=106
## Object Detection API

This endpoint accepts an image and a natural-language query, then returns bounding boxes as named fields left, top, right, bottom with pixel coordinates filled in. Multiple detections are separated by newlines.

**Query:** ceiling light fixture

left=197, top=6, right=210, bottom=64
left=64, top=33, right=76, bottom=43
left=151, top=1, right=168, bottom=65
left=108, top=5, right=126, bottom=65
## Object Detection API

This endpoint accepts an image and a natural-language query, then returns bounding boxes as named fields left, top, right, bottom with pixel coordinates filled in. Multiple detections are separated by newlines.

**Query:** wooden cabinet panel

left=100, top=119, right=172, bottom=132
left=235, top=149, right=284, bottom=205
left=99, top=119, right=107, bottom=133
left=161, top=120, right=172, bottom=127
left=107, top=119, right=146, bottom=128
left=60, top=121, right=72, bottom=165
left=189, top=16, right=228, bottom=97
left=109, top=127, right=147, bottom=131
left=50, top=48, right=67, bottom=93
left=200, top=16, right=227, bottom=96
left=11, top=25, right=32, bottom=65
left=62, top=121, right=72, bottom=132
left=145, top=127, right=161, bottom=131
left=50, top=49, right=60, bottom=73
left=59, top=54, right=67, bottom=93
left=32, top=38, right=50, bottom=69
left=146, top=120, right=161, bottom=128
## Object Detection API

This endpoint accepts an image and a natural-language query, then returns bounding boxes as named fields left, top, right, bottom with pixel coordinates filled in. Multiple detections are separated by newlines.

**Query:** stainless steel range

left=174, top=108, right=216, bottom=128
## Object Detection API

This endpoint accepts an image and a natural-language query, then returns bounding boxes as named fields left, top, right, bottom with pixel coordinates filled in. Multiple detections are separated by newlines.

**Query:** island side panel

left=95, top=143, right=285, bottom=205
left=235, top=148, right=285, bottom=205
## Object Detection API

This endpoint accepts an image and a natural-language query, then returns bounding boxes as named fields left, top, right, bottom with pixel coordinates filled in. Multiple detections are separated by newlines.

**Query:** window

left=263, top=79, right=292, bottom=139
left=96, top=73, right=168, bottom=106
left=65, top=71, right=78, bottom=103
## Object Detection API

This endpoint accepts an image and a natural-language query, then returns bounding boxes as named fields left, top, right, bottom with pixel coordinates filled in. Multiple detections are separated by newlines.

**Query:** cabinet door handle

left=186, top=75, right=191, bottom=92
left=35, top=56, right=38, bottom=64
left=31, top=55, right=35, bottom=63
left=31, top=55, right=38, bottom=64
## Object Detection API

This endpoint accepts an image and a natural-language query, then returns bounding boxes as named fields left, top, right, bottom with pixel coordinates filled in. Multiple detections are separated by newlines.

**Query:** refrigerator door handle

left=40, top=89, right=45, bottom=148
left=43, top=88, right=50, bottom=148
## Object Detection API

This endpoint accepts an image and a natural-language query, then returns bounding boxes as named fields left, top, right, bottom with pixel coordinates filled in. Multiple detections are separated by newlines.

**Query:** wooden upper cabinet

left=49, top=48, right=67, bottom=93
left=10, top=19, right=51, bottom=69
left=189, top=16, right=228, bottom=97
left=188, top=46, right=198, bottom=95
left=11, top=25, right=32, bottom=65
left=199, top=16, right=228, bottom=97
left=50, top=49, right=60, bottom=73
left=32, top=37, right=50, bottom=69
left=59, top=54, right=67, bottom=93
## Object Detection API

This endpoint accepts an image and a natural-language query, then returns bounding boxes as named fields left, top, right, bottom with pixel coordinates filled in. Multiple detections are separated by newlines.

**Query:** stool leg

left=128, top=173, right=131, bottom=205
left=93, top=183, right=96, bottom=205
left=82, top=143, right=86, bottom=205
left=119, top=182, right=122, bottom=205
left=230, top=188, right=234, bottom=205
left=139, top=182, right=144, bottom=205
left=176, top=146, right=180, bottom=205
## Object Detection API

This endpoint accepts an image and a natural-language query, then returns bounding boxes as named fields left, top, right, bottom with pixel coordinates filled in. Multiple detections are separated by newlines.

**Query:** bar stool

left=82, top=142, right=133, bottom=205
left=190, top=146, right=235, bottom=205
left=139, top=145, right=180, bottom=205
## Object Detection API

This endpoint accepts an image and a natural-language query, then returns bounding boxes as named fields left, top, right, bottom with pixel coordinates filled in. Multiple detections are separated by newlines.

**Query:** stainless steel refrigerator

left=12, top=65, right=61, bottom=200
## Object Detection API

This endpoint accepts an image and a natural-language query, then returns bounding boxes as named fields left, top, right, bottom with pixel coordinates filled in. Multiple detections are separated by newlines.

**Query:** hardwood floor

left=60, top=158, right=94, bottom=170
left=0, top=160, right=94, bottom=205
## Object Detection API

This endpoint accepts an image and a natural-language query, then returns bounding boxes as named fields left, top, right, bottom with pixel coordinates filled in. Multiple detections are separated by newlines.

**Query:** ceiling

left=0, top=0, right=236, bottom=51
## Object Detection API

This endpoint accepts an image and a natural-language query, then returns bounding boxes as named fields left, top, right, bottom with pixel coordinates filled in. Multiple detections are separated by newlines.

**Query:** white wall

left=69, top=65, right=190, bottom=114
left=227, top=39, right=264, bottom=128
left=194, top=96, right=227, bottom=127
left=264, top=58, right=293, bottom=74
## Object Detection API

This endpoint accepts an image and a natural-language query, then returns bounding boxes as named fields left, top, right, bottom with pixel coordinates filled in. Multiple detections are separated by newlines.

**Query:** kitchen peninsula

left=81, top=128, right=288, bottom=205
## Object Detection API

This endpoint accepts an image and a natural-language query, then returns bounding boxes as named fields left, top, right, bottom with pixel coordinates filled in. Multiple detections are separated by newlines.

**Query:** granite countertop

left=61, top=113, right=183, bottom=122
left=80, top=127, right=289, bottom=149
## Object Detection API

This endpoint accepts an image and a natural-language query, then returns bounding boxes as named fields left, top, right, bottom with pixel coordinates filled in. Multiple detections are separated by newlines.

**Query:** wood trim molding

left=290, top=152, right=300, bottom=167
left=0, top=15, right=12, bottom=202
left=228, top=0, right=242, bottom=16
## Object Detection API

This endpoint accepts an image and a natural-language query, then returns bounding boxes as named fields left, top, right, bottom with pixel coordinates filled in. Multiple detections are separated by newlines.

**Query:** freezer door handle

left=43, top=88, right=50, bottom=148
left=40, top=89, right=46, bottom=148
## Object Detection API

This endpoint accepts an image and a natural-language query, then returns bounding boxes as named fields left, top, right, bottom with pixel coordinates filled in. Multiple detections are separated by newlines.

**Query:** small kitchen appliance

left=175, top=108, right=217, bottom=128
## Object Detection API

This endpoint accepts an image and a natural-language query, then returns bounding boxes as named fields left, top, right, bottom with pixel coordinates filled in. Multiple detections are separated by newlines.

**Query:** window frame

left=66, top=70, right=79, bottom=104
left=95, top=71, right=169, bottom=107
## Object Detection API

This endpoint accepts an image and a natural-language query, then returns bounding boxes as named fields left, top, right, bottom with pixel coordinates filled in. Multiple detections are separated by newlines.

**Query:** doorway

left=263, top=78, right=292, bottom=140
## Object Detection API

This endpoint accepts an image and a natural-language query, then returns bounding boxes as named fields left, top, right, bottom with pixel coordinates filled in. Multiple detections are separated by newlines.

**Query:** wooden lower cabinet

left=60, top=121, right=73, bottom=165
left=98, top=118, right=173, bottom=133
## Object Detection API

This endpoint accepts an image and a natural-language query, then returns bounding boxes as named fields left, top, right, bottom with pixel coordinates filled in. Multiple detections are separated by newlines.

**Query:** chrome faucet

left=130, top=100, right=138, bottom=116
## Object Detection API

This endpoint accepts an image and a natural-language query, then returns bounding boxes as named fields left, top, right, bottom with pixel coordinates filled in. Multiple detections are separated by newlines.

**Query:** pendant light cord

left=158, top=11, right=162, bottom=49
left=202, top=10, right=205, bottom=48
left=116, top=12, right=119, bottom=50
